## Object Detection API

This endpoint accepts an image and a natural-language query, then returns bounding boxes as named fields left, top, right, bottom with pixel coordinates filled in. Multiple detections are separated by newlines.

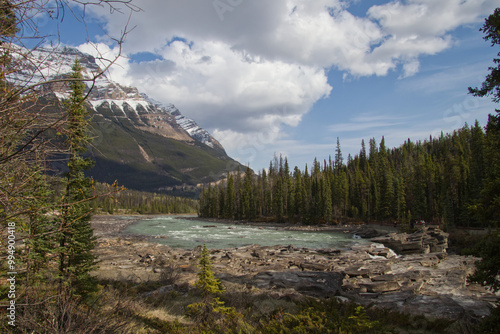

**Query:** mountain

left=12, top=46, right=243, bottom=194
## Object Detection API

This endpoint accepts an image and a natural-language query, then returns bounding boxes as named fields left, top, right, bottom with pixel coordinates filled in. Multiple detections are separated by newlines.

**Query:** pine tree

left=379, top=138, right=395, bottom=219
left=187, top=244, right=231, bottom=323
left=334, top=137, right=343, bottom=171
left=359, top=139, right=367, bottom=172
left=195, top=244, right=224, bottom=296
left=241, top=166, right=254, bottom=219
left=322, top=174, right=333, bottom=223
left=56, top=59, right=98, bottom=297
left=262, top=168, right=272, bottom=218
left=293, top=166, right=304, bottom=218
left=283, top=157, right=292, bottom=218
left=0, top=2, right=17, bottom=43
left=468, top=8, right=500, bottom=228
left=225, top=173, right=235, bottom=219
left=481, top=114, right=500, bottom=227
left=468, top=7, right=500, bottom=103
left=273, top=176, right=284, bottom=223
left=467, top=12, right=500, bottom=328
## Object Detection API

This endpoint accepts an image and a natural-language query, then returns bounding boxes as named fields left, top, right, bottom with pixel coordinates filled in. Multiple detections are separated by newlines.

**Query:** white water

left=124, top=215, right=366, bottom=250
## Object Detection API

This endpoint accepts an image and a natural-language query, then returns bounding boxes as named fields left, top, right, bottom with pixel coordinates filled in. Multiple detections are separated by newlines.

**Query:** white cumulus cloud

left=78, top=0, right=498, bottom=165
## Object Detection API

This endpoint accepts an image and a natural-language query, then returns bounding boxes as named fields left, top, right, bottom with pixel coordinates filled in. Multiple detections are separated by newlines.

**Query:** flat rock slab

left=359, top=281, right=401, bottom=293
left=401, top=295, right=468, bottom=319
left=251, top=271, right=343, bottom=298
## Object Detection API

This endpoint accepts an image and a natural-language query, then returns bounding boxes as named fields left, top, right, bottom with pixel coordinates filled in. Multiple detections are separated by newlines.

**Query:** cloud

left=364, top=0, right=498, bottom=77
left=119, top=39, right=332, bottom=132
left=367, top=0, right=498, bottom=37
left=88, top=0, right=498, bottom=84
left=77, top=42, right=131, bottom=84
left=399, top=61, right=496, bottom=95
left=78, top=0, right=498, bottom=167
left=328, top=113, right=413, bottom=133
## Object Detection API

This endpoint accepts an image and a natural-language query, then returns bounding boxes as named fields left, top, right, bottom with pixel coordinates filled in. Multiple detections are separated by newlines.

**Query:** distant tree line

left=200, top=121, right=499, bottom=228
left=92, top=184, right=199, bottom=214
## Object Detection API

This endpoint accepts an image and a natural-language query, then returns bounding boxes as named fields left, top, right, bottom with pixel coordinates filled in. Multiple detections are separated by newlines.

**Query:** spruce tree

left=195, top=244, right=224, bottom=296
left=467, top=12, right=500, bottom=330
left=225, top=173, right=235, bottom=219
left=56, top=59, right=98, bottom=298
left=468, top=7, right=500, bottom=103
left=293, top=166, right=304, bottom=218
left=469, top=8, right=500, bottom=228
left=187, top=244, right=232, bottom=323
left=481, top=114, right=500, bottom=227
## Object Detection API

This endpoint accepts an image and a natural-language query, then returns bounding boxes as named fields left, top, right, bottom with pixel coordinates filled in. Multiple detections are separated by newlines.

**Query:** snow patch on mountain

left=89, top=99, right=150, bottom=116
left=10, top=45, right=222, bottom=149
left=140, top=94, right=219, bottom=149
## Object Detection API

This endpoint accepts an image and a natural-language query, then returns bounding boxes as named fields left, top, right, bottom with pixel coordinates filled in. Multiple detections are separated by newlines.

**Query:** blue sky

left=35, top=0, right=499, bottom=171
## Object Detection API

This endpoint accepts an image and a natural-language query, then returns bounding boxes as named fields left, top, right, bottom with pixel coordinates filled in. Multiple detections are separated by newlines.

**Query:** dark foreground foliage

left=7, top=276, right=475, bottom=334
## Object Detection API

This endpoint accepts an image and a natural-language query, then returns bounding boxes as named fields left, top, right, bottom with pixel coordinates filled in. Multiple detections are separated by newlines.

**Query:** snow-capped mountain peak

left=9, top=45, right=224, bottom=151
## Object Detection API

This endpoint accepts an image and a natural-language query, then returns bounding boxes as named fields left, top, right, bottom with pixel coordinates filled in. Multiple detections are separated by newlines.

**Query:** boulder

left=355, top=228, right=382, bottom=238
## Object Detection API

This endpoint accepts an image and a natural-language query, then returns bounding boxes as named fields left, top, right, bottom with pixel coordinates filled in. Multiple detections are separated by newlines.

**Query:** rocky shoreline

left=91, top=215, right=499, bottom=322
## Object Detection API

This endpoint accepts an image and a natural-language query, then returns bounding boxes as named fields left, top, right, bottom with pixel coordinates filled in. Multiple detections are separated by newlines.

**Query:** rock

left=371, top=274, right=396, bottom=282
left=252, top=249, right=266, bottom=259
left=355, top=229, right=382, bottom=238
left=299, top=262, right=329, bottom=271
left=371, top=226, right=448, bottom=254
left=139, top=253, right=155, bottom=265
left=335, top=296, right=351, bottom=303
left=401, top=295, right=466, bottom=319
left=152, top=254, right=169, bottom=266
left=419, top=256, right=440, bottom=267
left=316, top=248, right=341, bottom=255
left=251, top=271, right=343, bottom=298
left=359, top=281, right=401, bottom=293
left=344, top=265, right=371, bottom=278
left=140, top=284, right=175, bottom=298
left=342, top=282, right=360, bottom=290
left=193, top=245, right=203, bottom=254
left=368, top=244, right=398, bottom=259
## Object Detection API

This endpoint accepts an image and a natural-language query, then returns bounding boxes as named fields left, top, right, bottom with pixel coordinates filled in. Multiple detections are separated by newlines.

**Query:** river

left=123, top=215, right=367, bottom=249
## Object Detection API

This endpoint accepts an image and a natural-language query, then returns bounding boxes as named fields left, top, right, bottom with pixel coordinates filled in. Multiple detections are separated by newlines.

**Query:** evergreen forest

left=92, top=184, right=198, bottom=214
left=200, top=120, right=500, bottom=229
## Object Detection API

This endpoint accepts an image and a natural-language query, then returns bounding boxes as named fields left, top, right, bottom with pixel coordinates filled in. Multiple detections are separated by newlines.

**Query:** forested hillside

left=92, top=184, right=198, bottom=214
left=200, top=120, right=499, bottom=228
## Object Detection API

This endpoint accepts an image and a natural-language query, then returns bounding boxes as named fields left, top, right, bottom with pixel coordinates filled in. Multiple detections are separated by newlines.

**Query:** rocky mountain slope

left=12, top=46, right=242, bottom=194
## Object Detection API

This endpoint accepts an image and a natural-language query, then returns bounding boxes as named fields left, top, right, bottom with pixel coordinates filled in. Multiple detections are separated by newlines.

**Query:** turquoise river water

left=124, top=215, right=366, bottom=250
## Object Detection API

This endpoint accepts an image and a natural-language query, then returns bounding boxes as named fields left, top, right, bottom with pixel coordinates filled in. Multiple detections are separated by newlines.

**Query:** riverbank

left=91, top=214, right=499, bottom=325
left=91, top=215, right=148, bottom=237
